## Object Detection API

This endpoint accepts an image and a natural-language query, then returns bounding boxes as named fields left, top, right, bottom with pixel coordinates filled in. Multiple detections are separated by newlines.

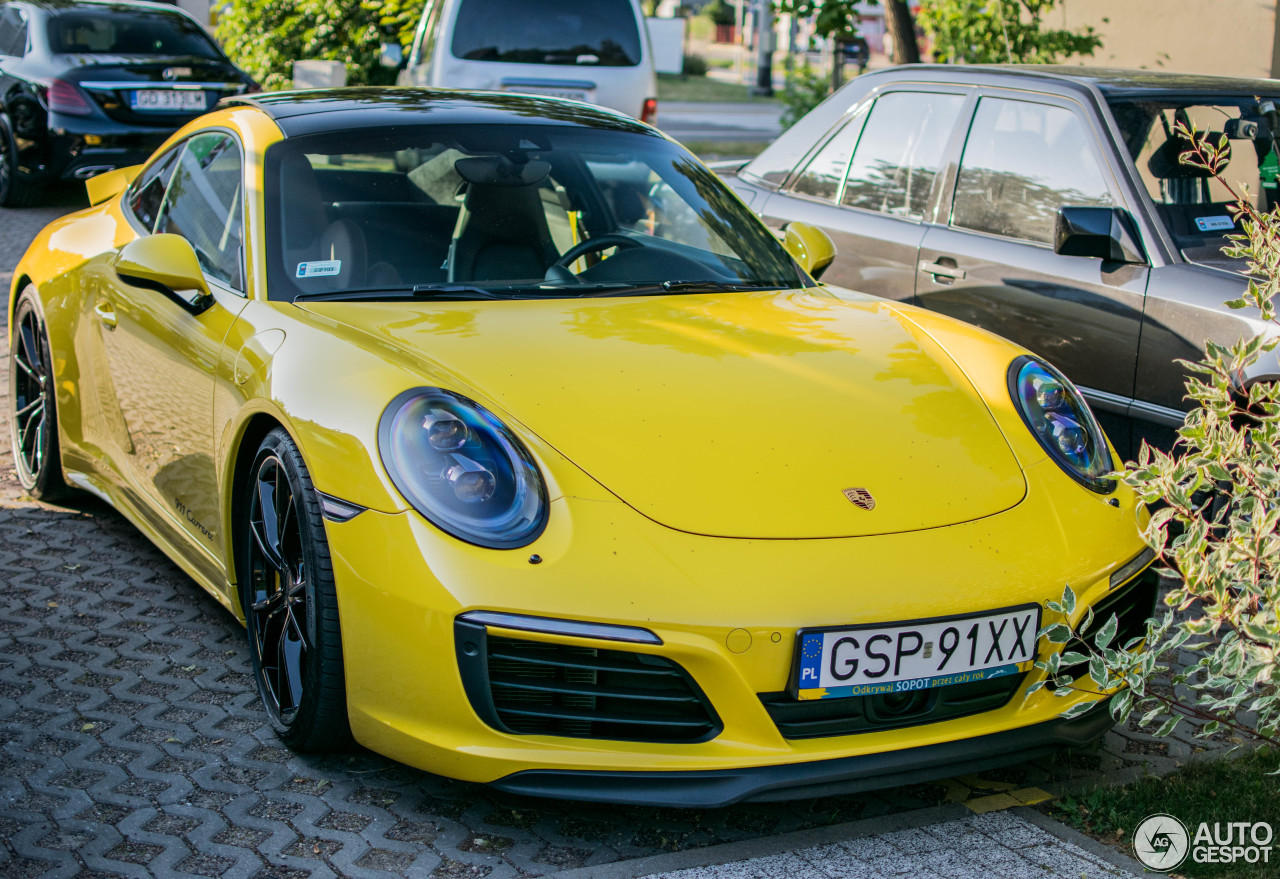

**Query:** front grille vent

left=760, top=673, right=1024, bottom=739
left=1061, top=566, right=1160, bottom=679
left=455, top=621, right=721, bottom=743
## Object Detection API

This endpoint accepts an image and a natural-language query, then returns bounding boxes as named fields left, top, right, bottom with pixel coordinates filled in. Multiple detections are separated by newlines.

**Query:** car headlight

left=1008, top=355, right=1114, bottom=493
left=378, top=388, right=548, bottom=548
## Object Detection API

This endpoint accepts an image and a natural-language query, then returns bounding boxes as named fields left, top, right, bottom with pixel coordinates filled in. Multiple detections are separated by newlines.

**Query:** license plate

left=793, top=605, right=1040, bottom=700
left=505, top=86, right=591, bottom=103
left=131, top=89, right=206, bottom=112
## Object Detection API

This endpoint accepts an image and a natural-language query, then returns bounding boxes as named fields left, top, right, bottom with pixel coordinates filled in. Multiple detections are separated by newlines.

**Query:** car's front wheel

left=240, top=427, right=351, bottom=751
left=9, top=288, right=67, bottom=499
left=0, top=117, right=39, bottom=207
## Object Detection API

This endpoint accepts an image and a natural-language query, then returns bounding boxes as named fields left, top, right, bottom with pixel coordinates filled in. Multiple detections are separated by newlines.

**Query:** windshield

left=450, top=0, right=641, bottom=67
left=48, top=10, right=222, bottom=58
left=1108, top=95, right=1280, bottom=267
left=264, top=124, right=805, bottom=301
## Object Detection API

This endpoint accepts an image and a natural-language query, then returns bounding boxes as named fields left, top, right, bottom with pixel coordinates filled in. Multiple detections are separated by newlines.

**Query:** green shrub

left=702, top=0, right=736, bottom=27
left=1032, top=124, right=1280, bottom=750
left=779, top=64, right=828, bottom=130
left=681, top=53, right=709, bottom=77
left=216, top=0, right=420, bottom=90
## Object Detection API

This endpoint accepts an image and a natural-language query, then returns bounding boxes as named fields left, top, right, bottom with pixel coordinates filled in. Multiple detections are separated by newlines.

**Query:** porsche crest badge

left=842, top=487, right=876, bottom=510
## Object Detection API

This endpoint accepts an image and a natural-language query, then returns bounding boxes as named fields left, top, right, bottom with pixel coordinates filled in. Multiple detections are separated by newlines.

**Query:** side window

left=951, top=98, right=1114, bottom=245
left=0, top=8, right=27, bottom=57
left=127, top=147, right=181, bottom=231
left=789, top=109, right=868, bottom=201
left=155, top=133, right=244, bottom=290
left=842, top=91, right=965, bottom=220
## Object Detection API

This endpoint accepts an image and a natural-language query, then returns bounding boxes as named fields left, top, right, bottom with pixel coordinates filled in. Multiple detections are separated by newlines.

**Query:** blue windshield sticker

left=296, top=260, right=342, bottom=278
left=1195, top=215, right=1234, bottom=232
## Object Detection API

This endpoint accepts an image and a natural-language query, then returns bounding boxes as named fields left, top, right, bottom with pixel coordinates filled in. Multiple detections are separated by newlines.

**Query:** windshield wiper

left=581, top=280, right=777, bottom=298
left=293, top=284, right=514, bottom=302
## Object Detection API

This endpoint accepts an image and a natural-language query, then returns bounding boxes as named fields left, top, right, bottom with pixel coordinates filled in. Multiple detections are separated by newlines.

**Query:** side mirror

left=379, top=42, right=405, bottom=69
left=782, top=221, right=836, bottom=280
left=114, top=234, right=212, bottom=312
left=1055, top=207, right=1146, bottom=264
left=85, top=164, right=142, bottom=206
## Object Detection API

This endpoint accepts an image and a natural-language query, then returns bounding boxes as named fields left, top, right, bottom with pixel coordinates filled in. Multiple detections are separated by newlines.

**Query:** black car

left=0, top=0, right=255, bottom=205
left=722, top=66, right=1280, bottom=458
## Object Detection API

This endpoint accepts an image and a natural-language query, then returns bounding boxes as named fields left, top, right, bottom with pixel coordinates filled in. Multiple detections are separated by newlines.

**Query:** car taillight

left=641, top=97, right=657, bottom=125
left=42, top=78, right=93, bottom=116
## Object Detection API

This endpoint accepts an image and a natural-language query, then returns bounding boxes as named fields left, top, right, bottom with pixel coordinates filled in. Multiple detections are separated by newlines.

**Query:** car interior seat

left=448, top=180, right=560, bottom=283
left=281, top=154, right=401, bottom=290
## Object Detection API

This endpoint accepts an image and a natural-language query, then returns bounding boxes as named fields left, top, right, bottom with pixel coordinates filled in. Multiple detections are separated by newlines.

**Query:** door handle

left=93, top=301, right=117, bottom=329
left=919, top=259, right=966, bottom=281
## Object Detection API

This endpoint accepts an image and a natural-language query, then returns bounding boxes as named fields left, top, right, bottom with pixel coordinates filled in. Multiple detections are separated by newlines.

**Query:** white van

left=394, top=0, right=658, bottom=124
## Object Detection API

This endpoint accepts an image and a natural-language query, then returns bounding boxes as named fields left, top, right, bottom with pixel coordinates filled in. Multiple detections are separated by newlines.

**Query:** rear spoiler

left=86, top=165, right=142, bottom=206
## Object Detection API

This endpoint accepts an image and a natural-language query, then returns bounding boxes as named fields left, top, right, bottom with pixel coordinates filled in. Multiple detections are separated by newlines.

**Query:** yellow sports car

left=8, top=88, right=1156, bottom=806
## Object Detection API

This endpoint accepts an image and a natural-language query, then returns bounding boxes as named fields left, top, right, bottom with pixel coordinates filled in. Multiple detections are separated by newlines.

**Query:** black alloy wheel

left=241, top=427, right=350, bottom=751
left=0, top=117, right=37, bottom=207
left=9, top=290, right=66, bottom=498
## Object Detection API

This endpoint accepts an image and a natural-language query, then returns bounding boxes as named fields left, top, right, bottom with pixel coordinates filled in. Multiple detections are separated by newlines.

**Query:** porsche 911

left=7, top=88, right=1156, bottom=806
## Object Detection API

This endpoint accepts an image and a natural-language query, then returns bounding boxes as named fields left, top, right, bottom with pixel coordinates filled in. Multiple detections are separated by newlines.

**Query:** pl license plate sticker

left=794, top=605, right=1040, bottom=700
left=296, top=260, right=341, bottom=279
left=1195, top=215, right=1234, bottom=232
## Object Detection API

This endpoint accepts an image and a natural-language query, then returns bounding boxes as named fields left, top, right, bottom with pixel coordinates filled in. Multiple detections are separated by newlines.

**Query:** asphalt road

left=0, top=190, right=1222, bottom=879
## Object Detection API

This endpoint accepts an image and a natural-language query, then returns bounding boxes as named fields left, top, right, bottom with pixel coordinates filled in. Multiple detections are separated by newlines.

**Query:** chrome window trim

left=1078, top=386, right=1186, bottom=429
left=79, top=81, right=246, bottom=91
left=1128, top=399, right=1187, bottom=428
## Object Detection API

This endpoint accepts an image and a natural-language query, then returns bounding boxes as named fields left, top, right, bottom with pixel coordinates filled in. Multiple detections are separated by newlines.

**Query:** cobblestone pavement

left=0, top=197, right=1233, bottom=878
left=633, top=810, right=1136, bottom=879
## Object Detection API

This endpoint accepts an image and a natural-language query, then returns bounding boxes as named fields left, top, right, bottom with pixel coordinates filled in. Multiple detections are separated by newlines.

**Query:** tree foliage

left=776, top=0, right=861, bottom=43
left=1031, top=124, right=1280, bottom=749
left=216, top=0, right=420, bottom=90
left=917, top=0, right=1101, bottom=64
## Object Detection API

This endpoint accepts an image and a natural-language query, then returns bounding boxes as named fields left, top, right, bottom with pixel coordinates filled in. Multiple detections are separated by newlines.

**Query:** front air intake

left=455, top=619, right=721, bottom=743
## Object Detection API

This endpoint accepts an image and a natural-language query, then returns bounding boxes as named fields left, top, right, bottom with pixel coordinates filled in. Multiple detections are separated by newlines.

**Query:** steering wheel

left=553, top=234, right=645, bottom=270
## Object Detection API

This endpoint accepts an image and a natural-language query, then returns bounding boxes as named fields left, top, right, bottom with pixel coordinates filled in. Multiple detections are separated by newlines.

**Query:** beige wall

left=1059, top=0, right=1280, bottom=79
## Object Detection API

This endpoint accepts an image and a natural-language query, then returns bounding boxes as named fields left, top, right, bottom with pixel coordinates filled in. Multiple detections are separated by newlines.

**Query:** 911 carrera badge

left=842, top=487, right=876, bottom=510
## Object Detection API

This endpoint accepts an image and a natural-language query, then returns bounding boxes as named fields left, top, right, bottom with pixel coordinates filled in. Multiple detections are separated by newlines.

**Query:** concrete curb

left=543, top=804, right=970, bottom=879
left=1013, top=806, right=1145, bottom=876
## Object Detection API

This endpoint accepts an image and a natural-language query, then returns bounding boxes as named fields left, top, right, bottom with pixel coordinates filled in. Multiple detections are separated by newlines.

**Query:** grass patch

left=1045, top=747, right=1280, bottom=878
left=656, top=73, right=774, bottom=104
left=681, top=140, right=770, bottom=161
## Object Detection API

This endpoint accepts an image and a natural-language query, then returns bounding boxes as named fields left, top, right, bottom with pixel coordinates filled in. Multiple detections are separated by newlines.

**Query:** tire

left=0, top=116, right=40, bottom=208
left=9, top=288, right=68, bottom=499
left=240, top=427, right=351, bottom=751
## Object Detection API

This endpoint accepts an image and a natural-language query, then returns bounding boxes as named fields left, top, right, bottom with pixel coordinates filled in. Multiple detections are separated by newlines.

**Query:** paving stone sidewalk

left=0, top=196, right=1229, bottom=879
left=623, top=808, right=1140, bottom=879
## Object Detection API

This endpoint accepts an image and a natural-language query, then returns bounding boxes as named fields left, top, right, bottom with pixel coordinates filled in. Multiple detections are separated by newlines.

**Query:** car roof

left=18, top=0, right=191, bottom=15
left=222, top=88, right=659, bottom=138
left=858, top=64, right=1280, bottom=100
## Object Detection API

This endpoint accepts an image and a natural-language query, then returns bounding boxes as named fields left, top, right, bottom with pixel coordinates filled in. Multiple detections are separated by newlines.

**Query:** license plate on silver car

left=505, top=86, right=591, bottom=103
left=131, top=89, right=206, bottom=112
left=793, top=605, right=1040, bottom=700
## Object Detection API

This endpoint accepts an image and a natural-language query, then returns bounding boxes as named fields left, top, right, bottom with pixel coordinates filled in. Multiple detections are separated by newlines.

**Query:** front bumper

left=45, top=130, right=169, bottom=182
left=320, top=456, right=1148, bottom=797
left=491, top=697, right=1116, bottom=807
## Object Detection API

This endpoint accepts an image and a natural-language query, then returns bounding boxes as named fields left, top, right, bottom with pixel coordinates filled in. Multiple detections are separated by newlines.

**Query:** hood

left=304, top=290, right=1027, bottom=538
left=1182, top=247, right=1248, bottom=277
